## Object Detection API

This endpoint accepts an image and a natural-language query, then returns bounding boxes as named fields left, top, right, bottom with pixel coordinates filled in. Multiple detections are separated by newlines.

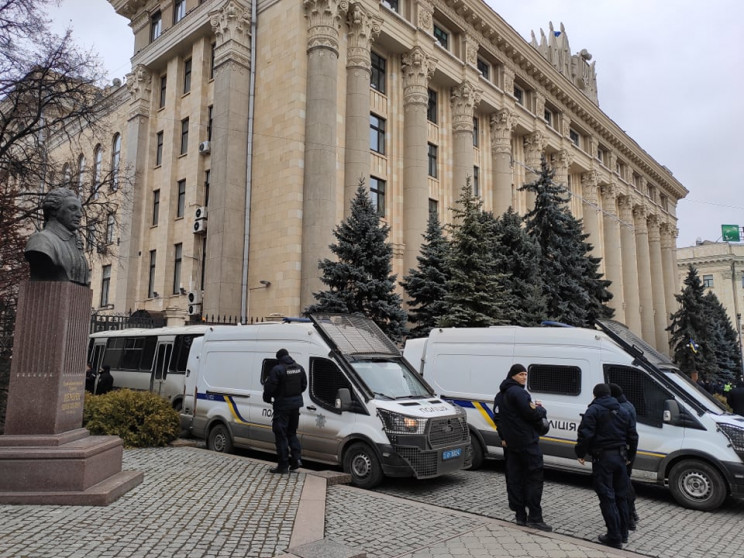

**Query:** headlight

left=377, top=409, right=426, bottom=434
left=718, top=423, right=744, bottom=453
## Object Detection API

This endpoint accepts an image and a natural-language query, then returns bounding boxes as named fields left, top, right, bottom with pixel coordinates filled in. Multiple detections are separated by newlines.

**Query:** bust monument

left=24, top=187, right=90, bottom=286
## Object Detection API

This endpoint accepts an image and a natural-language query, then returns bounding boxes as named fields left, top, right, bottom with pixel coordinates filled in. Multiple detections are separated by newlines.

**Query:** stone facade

left=57, top=0, right=689, bottom=351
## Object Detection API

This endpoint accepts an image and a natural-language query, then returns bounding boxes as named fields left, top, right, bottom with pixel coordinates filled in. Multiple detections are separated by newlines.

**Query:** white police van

left=180, top=314, right=470, bottom=488
left=403, top=320, right=744, bottom=510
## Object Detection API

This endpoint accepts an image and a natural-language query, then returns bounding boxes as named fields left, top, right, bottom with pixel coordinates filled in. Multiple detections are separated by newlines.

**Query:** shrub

left=83, top=389, right=180, bottom=448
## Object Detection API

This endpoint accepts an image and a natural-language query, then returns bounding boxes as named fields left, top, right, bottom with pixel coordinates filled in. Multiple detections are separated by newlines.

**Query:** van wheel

left=669, top=459, right=727, bottom=511
left=343, top=442, right=383, bottom=489
left=468, top=436, right=484, bottom=470
left=207, top=424, right=234, bottom=454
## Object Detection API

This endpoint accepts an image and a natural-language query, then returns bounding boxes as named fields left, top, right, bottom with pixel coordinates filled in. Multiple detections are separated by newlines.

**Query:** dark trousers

left=505, top=443, right=544, bottom=523
left=592, top=450, right=629, bottom=543
left=626, top=463, right=637, bottom=519
left=272, top=407, right=301, bottom=469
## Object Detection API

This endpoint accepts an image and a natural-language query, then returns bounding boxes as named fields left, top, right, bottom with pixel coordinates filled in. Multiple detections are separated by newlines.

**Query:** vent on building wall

left=199, top=141, right=211, bottom=154
left=193, top=219, right=208, bottom=234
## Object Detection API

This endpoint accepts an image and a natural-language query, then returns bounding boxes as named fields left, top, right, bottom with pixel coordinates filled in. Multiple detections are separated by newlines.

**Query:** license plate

left=442, top=448, right=462, bottom=460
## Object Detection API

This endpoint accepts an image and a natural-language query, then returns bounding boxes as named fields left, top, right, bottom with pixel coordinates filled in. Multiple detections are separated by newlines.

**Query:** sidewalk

left=0, top=446, right=642, bottom=558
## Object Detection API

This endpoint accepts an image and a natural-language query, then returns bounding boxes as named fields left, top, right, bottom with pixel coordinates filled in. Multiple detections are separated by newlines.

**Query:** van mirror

left=664, top=399, right=680, bottom=424
left=335, top=388, right=352, bottom=412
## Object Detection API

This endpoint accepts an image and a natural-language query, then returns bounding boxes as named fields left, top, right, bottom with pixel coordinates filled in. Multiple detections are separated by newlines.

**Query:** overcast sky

left=48, top=0, right=744, bottom=249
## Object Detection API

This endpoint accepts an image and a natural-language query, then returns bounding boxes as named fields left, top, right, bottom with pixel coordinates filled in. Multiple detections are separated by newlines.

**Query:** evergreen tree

left=488, top=208, right=548, bottom=326
left=305, top=182, right=408, bottom=343
left=401, top=212, right=450, bottom=338
left=704, top=291, right=742, bottom=382
left=668, top=266, right=717, bottom=378
left=521, top=157, right=613, bottom=327
left=440, top=181, right=516, bottom=327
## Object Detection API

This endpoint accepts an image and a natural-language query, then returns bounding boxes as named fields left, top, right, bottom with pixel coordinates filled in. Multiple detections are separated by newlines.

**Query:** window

left=310, top=357, right=356, bottom=413
left=174, top=0, right=186, bottom=23
left=156, top=131, right=164, bottom=166
left=93, top=145, right=103, bottom=195
left=703, top=274, right=714, bottom=288
left=152, top=190, right=160, bottom=226
left=150, top=11, right=162, bottom=42
left=369, top=176, right=386, bottom=217
left=159, top=74, right=167, bottom=108
left=210, top=42, right=216, bottom=79
left=180, top=118, right=189, bottom=155
left=544, top=108, right=553, bottom=127
left=381, top=0, right=398, bottom=11
left=513, top=85, right=524, bottom=105
left=207, top=105, right=213, bottom=142
left=569, top=129, right=580, bottom=147
left=148, top=250, right=157, bottom=298
left=473, top=166, right=480, bottom=197
left=370, top=52, right=386, bottom=93
left=427, top=89, right=437, bottom=123
left=429, top=198, right=438, bottom=216
left=477, top=58, right=489, bottom=80
left=172, top=243, right=183, bottom=295
left=370, top=113, right=386, bottom=154
left=528, top=364, right=581, bottom=396
left=433, top=24, right=448, bottom=49
left=473, top=117, right=479, bottom=147
left=77, top=155, right=86, bottom=194
left=176, top=179, right=186, bottom=218
left=605, top=364, right=670, bottom=427
left=183, top=58, right=192, bottom=94
left=111, top=133, right=121, bottom=190
left=170, top=335, right=200, bottom=373
left=105, top=213, right=115, bottom=244
left=100, top=265, right=111, bottom=307
left=660, top=194, right=668, bottom=212
left=427, top=143, right=438, bottom=178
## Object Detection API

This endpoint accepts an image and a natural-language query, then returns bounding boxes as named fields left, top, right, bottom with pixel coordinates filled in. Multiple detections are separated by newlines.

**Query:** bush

left=83, top=389, right=180, bottom=448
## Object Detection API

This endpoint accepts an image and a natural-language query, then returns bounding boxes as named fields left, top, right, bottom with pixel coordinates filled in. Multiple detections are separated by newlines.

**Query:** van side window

left=169, top=334, right=200, bottom=373
left=103, top=337, right=126, bottom=369
left=261, top=359, right=279, bottom=384
left=605, top=365, right=668, bottom=428
left=528, top=364, right=581, bottom=395
left=121, top=337, right=145, bottom=370
left=310, top=357, right=356, bottom=413
left=139, top=337, right=157, bottom=371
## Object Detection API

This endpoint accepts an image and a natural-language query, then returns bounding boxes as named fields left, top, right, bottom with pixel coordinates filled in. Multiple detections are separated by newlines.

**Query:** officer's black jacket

left=574, top=395, right=638, bottom=461
left=494, top=377, right=547, bottom=449
left=263, top=354, right=307, bottom=411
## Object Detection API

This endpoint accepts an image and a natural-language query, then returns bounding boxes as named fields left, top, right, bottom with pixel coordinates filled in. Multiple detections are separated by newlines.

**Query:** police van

left=180, top=314, right=470, bottom=488
left=403, top=320, right=744, bottom=510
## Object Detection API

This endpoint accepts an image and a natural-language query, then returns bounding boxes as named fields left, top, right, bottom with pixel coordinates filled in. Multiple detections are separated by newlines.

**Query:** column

left=552, top=149, right=573, bottom=188
left=634, top=203, right=655, bottom=346
left=648, top=214, right=669, bottom=353
left=343, top=3, right=382, bottom=215
left=618, top=195, right=642, bottom=334
left=581, top=170, right=601, bottom=259
left=523, top=131, right=545, bottom=211
left=115, top=64, right=151, bottom=312
left=661, top=223, right=679, bottom=320
left=401, top=46, right=437, bottom=277
left=600, top=183, right=624, bottom=322
left=301, top=0, right=348, bottom=309
left=451, top=80, right=481, bottom=201
left=489, top=108, right=515, bottom=214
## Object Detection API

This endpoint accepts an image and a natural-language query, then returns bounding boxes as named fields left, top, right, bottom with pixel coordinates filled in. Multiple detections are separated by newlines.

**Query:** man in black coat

left=95, top=365, right=114, bottom=395
left=727, top=379, right=744, bottom=415
left=263, top=348, right=307, bottom=474
left=575, top=383, right=638, bottom=550
left=610, top=383, right=639, bottom=529
left=494, top=363, right=551, bottom=531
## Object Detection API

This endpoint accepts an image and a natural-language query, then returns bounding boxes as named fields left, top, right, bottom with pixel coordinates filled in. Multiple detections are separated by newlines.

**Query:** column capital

left=581, top=170, right=599, bottom=203
left=402, top=46, right=437, bottom=105
left=600, top=181, right=619, bottom=207
left=524, top=130, right=546, bottom=155
left=647, top=213, right=661, bottom=242
left=490, top=109, right=516, bottom=154
left=553, top=149, right=574, bottom=171
left=210, top=0, right=252, bottom=68
left=633, top=203, right=648, bottom=233
left=660, top=221, right=678, bottom=249
left=304, top=0, right=349, bottom=54
left=126, top=64, right=152, bottom=118
left=416, top=0, right=434, bottom=34
left=451, top=81, right=481, bottom=133
left=346, top=2, right=382, bottom=70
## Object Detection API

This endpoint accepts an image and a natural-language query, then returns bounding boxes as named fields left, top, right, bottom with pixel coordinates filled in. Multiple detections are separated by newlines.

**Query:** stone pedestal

left=0, top=281, right=143, bottom=505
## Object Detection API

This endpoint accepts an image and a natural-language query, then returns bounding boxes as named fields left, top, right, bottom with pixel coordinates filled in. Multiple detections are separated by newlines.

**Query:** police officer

left=263, top=348, right=307, bottom=474
left=494, top=363, right=552, bottom=531
left=610, top=383, right=639, bottom=529
left=575, top=383, right=638, bottom=549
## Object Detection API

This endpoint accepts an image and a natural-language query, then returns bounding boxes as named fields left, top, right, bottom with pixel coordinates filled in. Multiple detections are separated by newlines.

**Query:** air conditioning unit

left=187, top=290, right=202, bottom=305
left=194, top=206, right=208, bottom=220
left=187, top=303, right=202, bottom=316
left=193, top=219, right=208, bottom=234
left=199, top=141, right=211, bottom=155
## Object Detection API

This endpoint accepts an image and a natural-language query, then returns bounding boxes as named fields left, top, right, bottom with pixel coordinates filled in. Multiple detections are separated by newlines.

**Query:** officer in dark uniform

left=494, top=363, right=552, bottom=531
left=575, top=383, right=638, bottom=549
left=263, top=348, right=307, bottom=474
left=610, top=383, right=639, bottom=529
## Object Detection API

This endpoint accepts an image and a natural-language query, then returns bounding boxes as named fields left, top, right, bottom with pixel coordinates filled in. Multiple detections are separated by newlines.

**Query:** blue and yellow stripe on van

left=198, top=392, right=250, bottom=425
left=446, top=398, right=498, bottom=429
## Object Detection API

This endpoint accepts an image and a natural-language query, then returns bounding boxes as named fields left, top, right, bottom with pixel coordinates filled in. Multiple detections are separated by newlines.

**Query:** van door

left=151, top=341, right=173, bottom=395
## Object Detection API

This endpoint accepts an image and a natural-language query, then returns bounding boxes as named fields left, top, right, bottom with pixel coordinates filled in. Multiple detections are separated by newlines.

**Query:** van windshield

left=664, top=368, right=726, bottom=414
left=351, top=359, right=432, bottom=399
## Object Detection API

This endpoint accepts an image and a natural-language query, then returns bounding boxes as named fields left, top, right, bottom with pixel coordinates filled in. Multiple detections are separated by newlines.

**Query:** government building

left=60, top=0, right=687, bottom=352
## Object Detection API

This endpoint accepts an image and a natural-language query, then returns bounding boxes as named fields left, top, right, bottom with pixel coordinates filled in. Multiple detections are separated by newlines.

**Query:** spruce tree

left=488, top=208, right=548, bottom=326
left=704, top=291, right=742, bottom=382
left=521, top=157, right=613, bottom=327
left=305, top=181, right=408, bottom=343
left=440, top=181, right=515, bottom=327
left=401, top=212, right=450, bottom=338
left=668, top=265, right=716, bottom=378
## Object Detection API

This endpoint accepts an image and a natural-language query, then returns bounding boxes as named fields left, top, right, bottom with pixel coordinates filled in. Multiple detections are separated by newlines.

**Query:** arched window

left=77, top=154, right=86, bottom=195
left=93, top=144, right=103, bottom=198
left=111, top=133, right=121, bottom=190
